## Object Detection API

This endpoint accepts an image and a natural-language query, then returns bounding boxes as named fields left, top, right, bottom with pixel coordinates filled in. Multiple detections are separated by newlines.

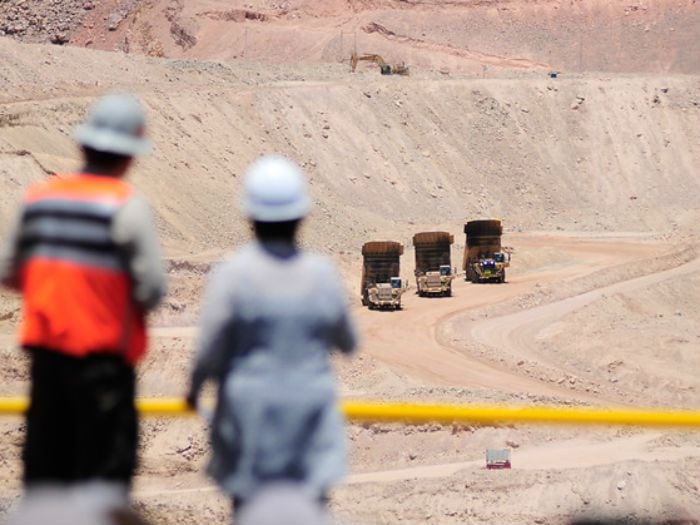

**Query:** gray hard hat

left=74, top=94, right=151, bottom=156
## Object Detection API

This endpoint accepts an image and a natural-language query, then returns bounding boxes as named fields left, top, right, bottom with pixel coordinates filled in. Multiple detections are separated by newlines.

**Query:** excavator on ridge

left=350, top=52, right=410, bottom=76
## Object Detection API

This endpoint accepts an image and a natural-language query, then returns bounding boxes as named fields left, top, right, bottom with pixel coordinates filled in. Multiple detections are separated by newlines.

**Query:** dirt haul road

left=70, top=231, right=699, bottom=525
left=336, top=233, right=700, bottom=478
left=333, top=234, right=700, bottom=525
left=347, top=432, right=700, bottom=484
left=354, top=234, right=674, bottom=402
left=127, top=233, right=700, bottom=525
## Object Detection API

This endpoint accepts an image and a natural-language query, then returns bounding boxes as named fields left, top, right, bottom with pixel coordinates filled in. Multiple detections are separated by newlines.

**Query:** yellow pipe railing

left=341, top=402, right=700, bottom=428
left=1, top=397, right=699, bottom=428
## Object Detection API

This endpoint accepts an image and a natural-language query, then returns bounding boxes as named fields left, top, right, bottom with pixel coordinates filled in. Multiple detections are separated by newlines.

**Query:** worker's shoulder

left=294, top=251, right=346, bottom=292
left=299, top=250, right=340, bottom=275
left=25, top=173, right=135, bottom=202
left=220, top=244, right=338, bottom=276
left=213, top=249, right=248, bottom=272
left=216, top=241, right=337, bottom=275
left=211, top=243, right=263, bottom=275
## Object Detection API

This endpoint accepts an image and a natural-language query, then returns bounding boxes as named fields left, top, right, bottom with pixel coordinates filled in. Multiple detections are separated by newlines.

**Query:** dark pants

left=23, top=347, right=138, bottom=486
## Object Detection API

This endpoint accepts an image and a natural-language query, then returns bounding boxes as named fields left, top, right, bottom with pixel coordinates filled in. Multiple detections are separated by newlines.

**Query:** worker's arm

left=187, top=262, right=236, bottom=405
left=112, top=194, right=167, bottom=312
left=328, top=263, right=359, bottom=354
left=0, top=209, right=24, bottom=290
left=333, top=305, right=358, bottom=355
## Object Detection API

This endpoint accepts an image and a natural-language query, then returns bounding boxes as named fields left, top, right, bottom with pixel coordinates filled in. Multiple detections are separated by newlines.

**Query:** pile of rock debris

left=0, top=0, right=94, bottom=45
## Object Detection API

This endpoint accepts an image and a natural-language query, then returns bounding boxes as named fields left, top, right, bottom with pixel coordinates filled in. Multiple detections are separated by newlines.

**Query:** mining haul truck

left=413, top=231, right=455, bottom=297
left=361, top=241, right=405, bottom=310
left=463, top=219, right=510, bottom=283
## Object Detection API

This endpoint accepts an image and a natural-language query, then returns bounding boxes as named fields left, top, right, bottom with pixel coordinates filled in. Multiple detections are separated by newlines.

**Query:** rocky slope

left=2, top=0, right=699, bottom=74
left=1, top=39, right=699, bottom=264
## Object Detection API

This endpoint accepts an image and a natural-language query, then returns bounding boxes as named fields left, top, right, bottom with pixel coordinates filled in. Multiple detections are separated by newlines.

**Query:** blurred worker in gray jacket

left=187, top=155, right=358, bottom=513
left=237, top=482, right=332, bottom=525
left=0, top=94, right=166, bottom=494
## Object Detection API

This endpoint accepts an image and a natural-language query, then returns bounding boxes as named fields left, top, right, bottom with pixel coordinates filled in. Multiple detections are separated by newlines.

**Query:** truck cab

left=367, top=277, right=404, bottom=310
left=417, top=266, right=453, bottom=297
left=473, top=256, right=506, bottom=283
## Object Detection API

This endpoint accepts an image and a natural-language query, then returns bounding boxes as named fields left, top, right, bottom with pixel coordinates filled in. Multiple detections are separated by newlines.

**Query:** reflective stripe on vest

left=18, top=174, right=146, bottom=363
left=20, top=198, right=125, bottom=272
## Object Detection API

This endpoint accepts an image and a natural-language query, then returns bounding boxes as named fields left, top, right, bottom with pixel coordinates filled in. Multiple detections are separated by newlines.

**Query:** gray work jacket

left=190, top=240, right=358, bottom=500
left=0, top=177, right=167, bottom=312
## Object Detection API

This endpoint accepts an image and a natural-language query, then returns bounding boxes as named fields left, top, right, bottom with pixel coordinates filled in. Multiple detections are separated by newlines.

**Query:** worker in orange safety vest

left=0, top=94, right=167, bottom=501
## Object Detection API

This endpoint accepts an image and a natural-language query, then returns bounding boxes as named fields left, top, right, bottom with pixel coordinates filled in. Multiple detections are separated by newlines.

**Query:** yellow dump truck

left=361, top=241, right=405, bottom=310
left=462, top=219, right=510, bottom=283
left=413, top=231, right=455, bottom=297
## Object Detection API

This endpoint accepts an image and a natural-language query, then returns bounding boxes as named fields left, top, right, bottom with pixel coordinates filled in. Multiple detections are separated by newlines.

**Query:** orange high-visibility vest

left=17, top=174, right=146, bottom=364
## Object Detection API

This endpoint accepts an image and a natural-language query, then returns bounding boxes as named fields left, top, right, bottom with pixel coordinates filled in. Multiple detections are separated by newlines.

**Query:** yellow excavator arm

left=350, top=52, right=408, bottom=75
left=351, top=52, right=388, bottom=72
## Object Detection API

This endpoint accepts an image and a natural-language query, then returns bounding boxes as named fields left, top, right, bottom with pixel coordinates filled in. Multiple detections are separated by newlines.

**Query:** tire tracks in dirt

left=449, top=246, right=700, bottom=402
left=362, top=21, right=550, bottom=70
left=135, top=237, right=700, bottom=495
left=346, top=432, right=700, bottom=484
left=358, top=236, right=692, bottom=404
left=132, top=432, right=700, bottom=491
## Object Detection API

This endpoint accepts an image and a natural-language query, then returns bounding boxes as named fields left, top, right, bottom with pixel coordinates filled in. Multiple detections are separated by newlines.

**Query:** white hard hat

left=74, top=94, right=151, bottom=156
left=242, top=155, right=311, bottom=222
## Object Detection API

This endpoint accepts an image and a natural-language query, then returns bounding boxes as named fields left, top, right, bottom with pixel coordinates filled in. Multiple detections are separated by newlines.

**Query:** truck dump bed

left=361, top=241, right=403, bottom=296
left=413, top=231, right=454, bottom=274
left=462, top=219, right=503, bottom=272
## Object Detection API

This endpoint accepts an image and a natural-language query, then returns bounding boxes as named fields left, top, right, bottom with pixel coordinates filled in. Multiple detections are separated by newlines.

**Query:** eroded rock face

left=1, top=0, right=699, bottom=74
left=0, top=0, right=90, bottom=44
left=0, top=0, right=141, bottom=46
